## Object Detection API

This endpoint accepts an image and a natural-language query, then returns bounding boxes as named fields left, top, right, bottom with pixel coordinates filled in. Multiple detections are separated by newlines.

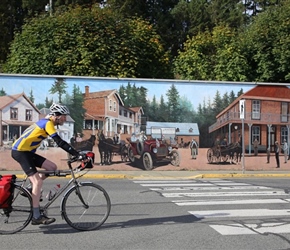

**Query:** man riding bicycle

left=11, top=103, right=81, bottom=225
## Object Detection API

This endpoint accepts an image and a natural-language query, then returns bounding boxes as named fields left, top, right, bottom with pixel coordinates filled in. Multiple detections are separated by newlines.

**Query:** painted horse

left=72, top=134, right=96, bottom=152
left=97, top=131, right=114, bottom=165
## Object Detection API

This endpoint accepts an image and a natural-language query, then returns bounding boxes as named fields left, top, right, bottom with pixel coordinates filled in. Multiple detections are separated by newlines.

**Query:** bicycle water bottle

left=46, top=184, right=61, bottom=201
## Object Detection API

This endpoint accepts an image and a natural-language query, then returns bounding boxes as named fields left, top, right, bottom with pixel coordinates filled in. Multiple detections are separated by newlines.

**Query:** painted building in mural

left=82, top=86, right=144, bottom=138
left=209, top=85, right=290, bottom=153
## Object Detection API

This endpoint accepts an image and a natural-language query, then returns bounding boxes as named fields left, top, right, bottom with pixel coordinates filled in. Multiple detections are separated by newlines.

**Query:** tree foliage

left=240, top=0, right=290, bottom=82
left=68, top=84, right=85, bottom=134
left=174, top=25, right=249, bottom=81
left=0, top=88, right=6, bottom=96
left=3, top=5, right=171, bottom=78
left=49, top=78, right=68, bottom=103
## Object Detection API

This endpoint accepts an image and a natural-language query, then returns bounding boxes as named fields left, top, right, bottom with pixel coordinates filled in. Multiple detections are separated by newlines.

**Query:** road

left=2, top=178, right=290, bottom=250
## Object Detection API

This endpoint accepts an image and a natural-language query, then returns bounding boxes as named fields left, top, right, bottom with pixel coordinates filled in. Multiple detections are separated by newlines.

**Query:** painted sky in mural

left=1, top=75, right=254, bottom=108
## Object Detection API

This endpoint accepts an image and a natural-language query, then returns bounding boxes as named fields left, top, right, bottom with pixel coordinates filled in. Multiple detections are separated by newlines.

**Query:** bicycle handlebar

left=36, top=151, right=94, bottom=178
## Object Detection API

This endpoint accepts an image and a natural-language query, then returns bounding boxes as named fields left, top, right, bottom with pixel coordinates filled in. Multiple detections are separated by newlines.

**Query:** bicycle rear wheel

left=0, top=185, right=33, bottom=234
left=61, top=182, right=111, bottom=231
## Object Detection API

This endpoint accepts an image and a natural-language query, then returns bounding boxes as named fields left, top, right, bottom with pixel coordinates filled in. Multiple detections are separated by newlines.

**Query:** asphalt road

left=2, top=178, right=290, bottom=250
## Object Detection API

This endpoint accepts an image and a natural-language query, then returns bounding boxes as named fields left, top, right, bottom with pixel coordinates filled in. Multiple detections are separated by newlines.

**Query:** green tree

left=240, top=0, right=290, bottom=82
left=49, top=78, right=67, bottom=103
left=158, top=95, right=168, bottom=122
left=237, top=88, right=244, bottom=97
left=178, top=95, right=195, bottom=123
left=36, top=103, right=46, bottom=110
left=0, top=88, right=6, bottom=96
left=3, top=5, right=171, bottom=78
left=166, top=84, right=180, bottom=122
left=68, top=84, right=85, bottom=134
left=207, top=0, right=244, bottom=28
left=222, top=92, right=229, bottom=109
left=0, top=0, right=24, bottom=65
left=229, top=90, right=236, bottom=103
left=174, top=25, right=249, bottom=81
left=138, top=86, right=149, bottom=115
left=148, top=95, right=159, bottom=121
left=45, top=96, right=53, bottom=107
left=28, top=89, right=35, bottom=103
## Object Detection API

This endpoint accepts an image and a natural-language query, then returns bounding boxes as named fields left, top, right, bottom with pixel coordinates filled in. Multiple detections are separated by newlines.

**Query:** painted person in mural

left=190, top=139, right=199, bottom=159
left=113, top=133, right=119, bottom=144
left=76, top=132, right=83, bottom=142
left=253, top=138, right=259, bottom=156
left=11, top=103, right=84, bottom=226
left=275, top=141, right=280, bottom=168
left=282, top=139, right=288, bottom=163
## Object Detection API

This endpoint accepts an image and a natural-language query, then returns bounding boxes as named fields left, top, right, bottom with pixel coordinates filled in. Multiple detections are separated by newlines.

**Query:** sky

left=0, top=74, right=256, bottom=109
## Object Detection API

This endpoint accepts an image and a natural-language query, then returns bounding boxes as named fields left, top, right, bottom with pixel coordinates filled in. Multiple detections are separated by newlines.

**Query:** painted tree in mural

left=49, top=78, right=67, bottom=103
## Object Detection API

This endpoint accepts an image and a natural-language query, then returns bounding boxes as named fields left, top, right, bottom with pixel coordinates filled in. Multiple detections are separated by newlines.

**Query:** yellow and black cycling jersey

left=12, top=118, right=57, bottom=152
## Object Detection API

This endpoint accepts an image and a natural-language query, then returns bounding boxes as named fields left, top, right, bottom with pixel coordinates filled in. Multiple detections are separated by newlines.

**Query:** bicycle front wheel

left=0, top=185, right=33, bottom=234
left=61, top=182, right=111, bottom=231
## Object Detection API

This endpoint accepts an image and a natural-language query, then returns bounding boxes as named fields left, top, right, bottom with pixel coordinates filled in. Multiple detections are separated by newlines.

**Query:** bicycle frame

left=1, top=151, right=111, bottom=234
left=19, top=158, right=91, bottom=217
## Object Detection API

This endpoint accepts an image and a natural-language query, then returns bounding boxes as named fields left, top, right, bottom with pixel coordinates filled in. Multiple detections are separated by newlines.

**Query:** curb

left=13, top=173, right=290, bottom=180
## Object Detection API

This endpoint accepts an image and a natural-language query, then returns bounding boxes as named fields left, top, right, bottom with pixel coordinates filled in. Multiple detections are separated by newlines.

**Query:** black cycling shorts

left=11, top=150, right=46, bottom=176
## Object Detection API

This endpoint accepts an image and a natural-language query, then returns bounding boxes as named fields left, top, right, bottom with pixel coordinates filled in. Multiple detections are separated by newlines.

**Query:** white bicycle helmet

left=49, top=103, right=70, bottom=115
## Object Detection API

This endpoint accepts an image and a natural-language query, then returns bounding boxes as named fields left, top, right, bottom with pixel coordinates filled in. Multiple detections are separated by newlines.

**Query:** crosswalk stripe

left=210, top=223, right=290, bottom=235
left=189, top=209, right=290, bottom=218
left=175, top=198, right=290, bottom=206
left=150, top=186, right=271, bottom=191
left=133, top=179, right=290, bottom=235
left=162, top=190, right=287, bottom=197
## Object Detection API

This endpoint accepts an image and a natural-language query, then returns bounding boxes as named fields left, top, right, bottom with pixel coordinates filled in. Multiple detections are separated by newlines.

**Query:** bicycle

left=0, top=151, right=111, bottom=234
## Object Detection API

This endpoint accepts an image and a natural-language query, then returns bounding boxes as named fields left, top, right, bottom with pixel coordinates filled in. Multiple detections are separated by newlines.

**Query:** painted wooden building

left=83, top=86, right=144, bottom=138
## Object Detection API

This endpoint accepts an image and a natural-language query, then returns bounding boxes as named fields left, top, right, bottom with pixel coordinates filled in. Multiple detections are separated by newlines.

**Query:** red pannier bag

left=0, top=175, right=16, bottom=208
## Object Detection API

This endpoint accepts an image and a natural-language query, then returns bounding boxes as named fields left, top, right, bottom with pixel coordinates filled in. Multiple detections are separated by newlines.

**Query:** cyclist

left=11, top=103, right=81, bottom=225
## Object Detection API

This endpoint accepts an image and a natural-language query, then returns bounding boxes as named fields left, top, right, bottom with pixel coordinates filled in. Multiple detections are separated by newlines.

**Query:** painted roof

left=129, top=106, right=144, bottom=115
left=84, top=89, right=125, bottom=106
left=146, top=121, right=199, bottom=136
left=217, top=84, right=290, bottom=117
left=0, top=93, right=40, bottom=113
left=243, top=85, right=290, bottom=99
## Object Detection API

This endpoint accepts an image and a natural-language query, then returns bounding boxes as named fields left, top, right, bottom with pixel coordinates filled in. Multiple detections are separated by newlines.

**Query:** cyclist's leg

left=39, top=159, right=57, bottom=180
left=28, top=173, right=43, bottom=213
left=11, top=151, right=55, bottom=225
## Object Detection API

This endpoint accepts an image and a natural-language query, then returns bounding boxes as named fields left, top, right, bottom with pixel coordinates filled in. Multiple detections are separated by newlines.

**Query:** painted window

left=252, top=126, right=260, bottom=143
left=25, top=109, right=32, bottom=121
left=10, top=108, right=18, bottom=120
left=281, top=102, right=288, bottom=122
left=252, top=100, right=260, bottom=120
left=281, top=126, right=288, bottom=142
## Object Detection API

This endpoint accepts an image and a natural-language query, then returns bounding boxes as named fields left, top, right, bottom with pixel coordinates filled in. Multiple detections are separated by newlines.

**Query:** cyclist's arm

left=44, top=119, right=79, bottom=156
left=52, top=134, right=79, bottom=156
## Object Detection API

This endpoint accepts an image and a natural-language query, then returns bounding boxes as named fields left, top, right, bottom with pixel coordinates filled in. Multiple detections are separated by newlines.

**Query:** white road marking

left=134, top=179, right=290, bottom=235
left=210, top=223, right=290, bottom=235
left=163, top=191, right=287, bottom=197
left=175, top=198, right=290, bottom=206
left=189, top=209, right=290, bottom=218
left=150, top=186, right=271, bottom=191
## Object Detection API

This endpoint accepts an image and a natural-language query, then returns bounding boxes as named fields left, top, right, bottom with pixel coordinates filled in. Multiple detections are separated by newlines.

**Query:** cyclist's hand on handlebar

left=77, top=153, right=87, bottom=161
